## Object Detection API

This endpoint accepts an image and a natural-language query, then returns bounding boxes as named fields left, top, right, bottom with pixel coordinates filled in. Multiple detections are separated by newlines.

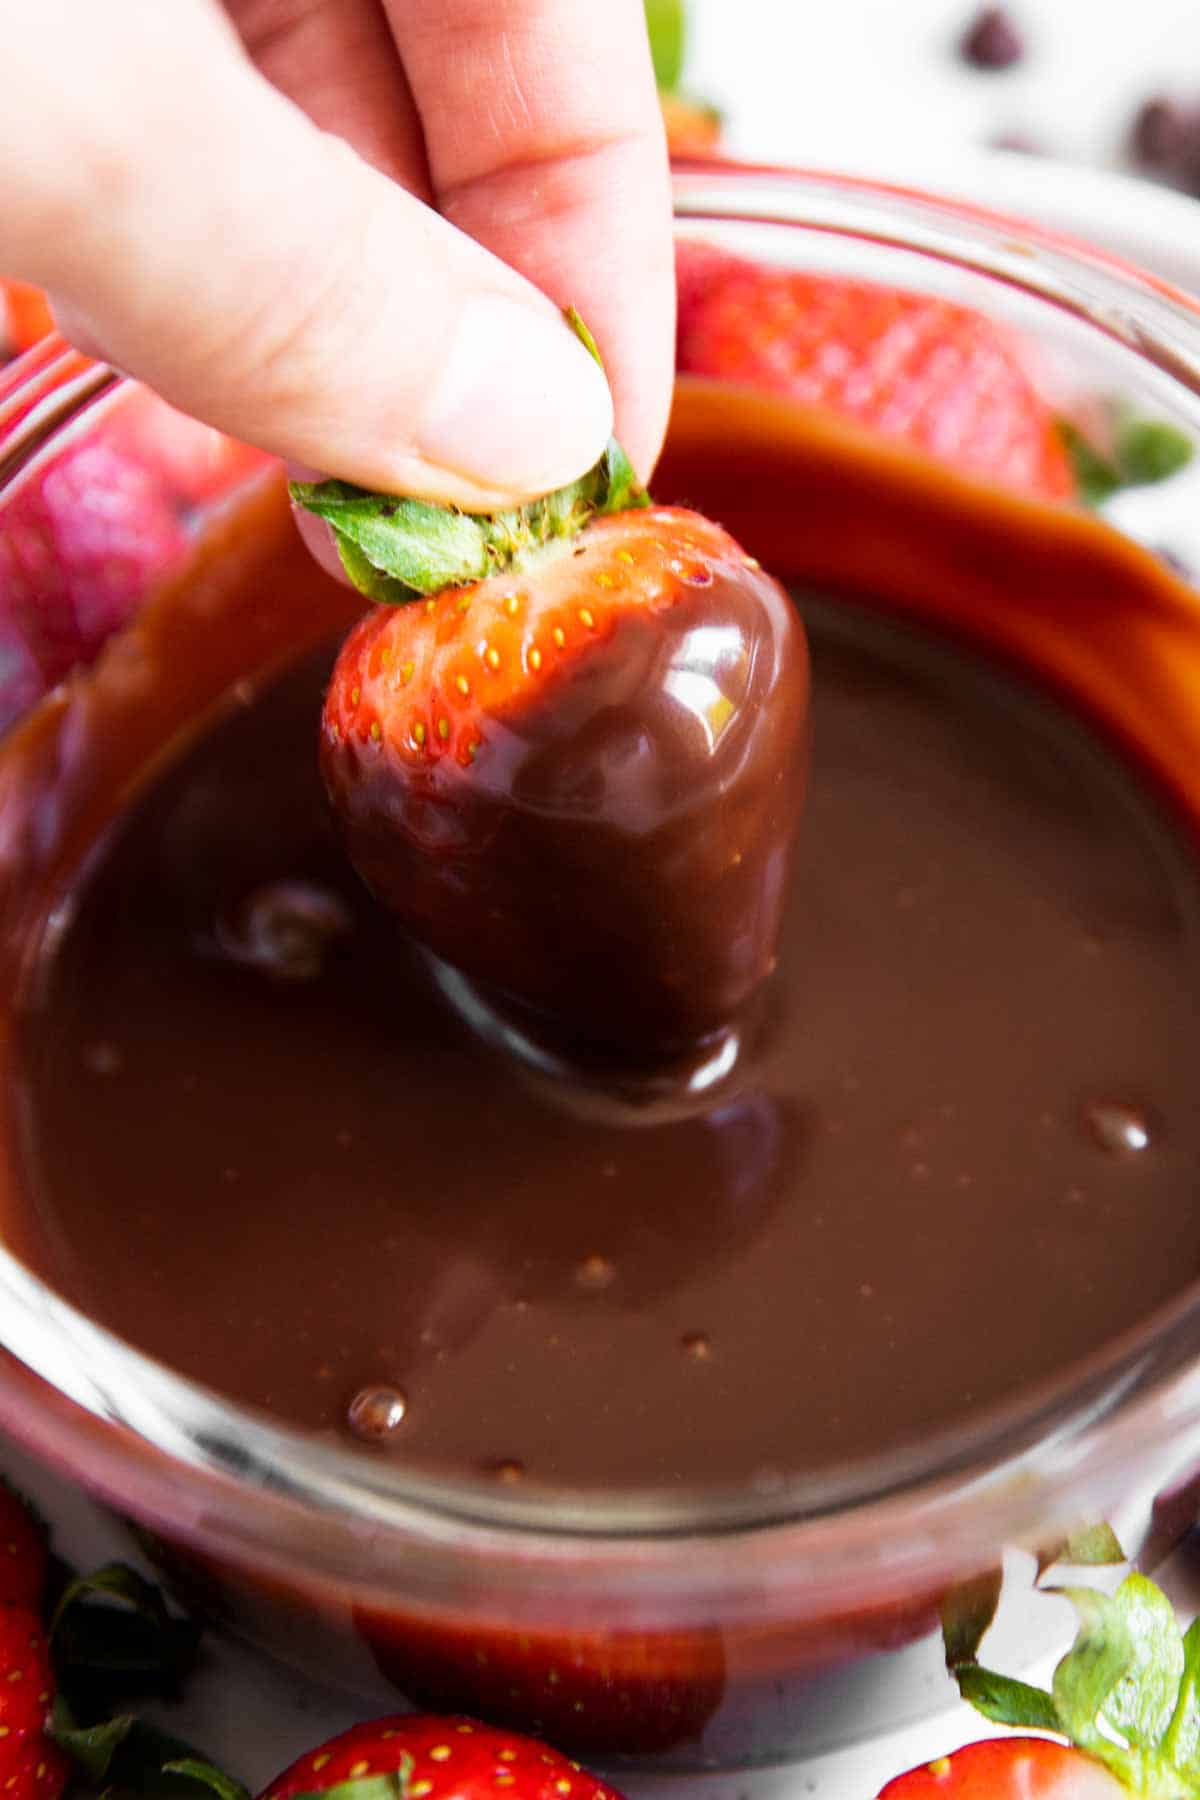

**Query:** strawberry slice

left=675, top=252, right=1076, bottom=502
left=879, top=1738, right=1126, bottom=1796
left=295, top=416, right=808, bottom=1069
left=261, top=1715, right=627, bottom=1800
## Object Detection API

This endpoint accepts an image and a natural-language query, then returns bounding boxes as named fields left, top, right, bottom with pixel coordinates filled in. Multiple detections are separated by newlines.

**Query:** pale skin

left=0, top=0, right=675, bottom=549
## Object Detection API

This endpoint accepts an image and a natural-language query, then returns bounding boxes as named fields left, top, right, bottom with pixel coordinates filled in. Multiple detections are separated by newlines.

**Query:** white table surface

left=14, top=3, right=1200, bottom=1795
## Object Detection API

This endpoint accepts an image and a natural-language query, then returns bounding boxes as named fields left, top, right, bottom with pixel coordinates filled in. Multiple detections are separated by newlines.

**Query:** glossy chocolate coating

left=321, top=556, right=809, bottom=1067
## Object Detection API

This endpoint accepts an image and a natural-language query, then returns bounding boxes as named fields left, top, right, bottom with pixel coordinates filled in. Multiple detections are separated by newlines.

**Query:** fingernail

left=419, top=295, right=614, bottom=499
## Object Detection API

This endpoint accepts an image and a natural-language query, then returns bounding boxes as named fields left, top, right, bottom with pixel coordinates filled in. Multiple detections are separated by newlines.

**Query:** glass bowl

left=4, top=164, right=1200, bottom=1775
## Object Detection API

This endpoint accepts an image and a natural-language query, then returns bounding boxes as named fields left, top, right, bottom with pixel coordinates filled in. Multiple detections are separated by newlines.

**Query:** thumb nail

left=417, top=295, right=615, bottom=500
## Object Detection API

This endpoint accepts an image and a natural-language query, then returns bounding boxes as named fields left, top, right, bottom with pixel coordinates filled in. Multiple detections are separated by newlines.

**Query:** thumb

left=4, top=9, right=613, bottom=511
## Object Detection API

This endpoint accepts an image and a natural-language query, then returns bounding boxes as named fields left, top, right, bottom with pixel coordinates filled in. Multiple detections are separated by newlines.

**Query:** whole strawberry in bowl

left=0, top=338, right=273, bottom=735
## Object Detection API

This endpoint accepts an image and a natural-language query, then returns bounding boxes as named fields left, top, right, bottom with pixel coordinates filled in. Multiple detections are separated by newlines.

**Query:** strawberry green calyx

left=1059, top=408, right=1194, bottom=507
left=291, top=1773, right=411, bottom=1800
left=291, top=306, right=644, bottom=606
left=644, top=0, right=686, bottom=91
left=947, top=1553, right=1200, bottom=1796
left=290, top=438, right=647, bottom=607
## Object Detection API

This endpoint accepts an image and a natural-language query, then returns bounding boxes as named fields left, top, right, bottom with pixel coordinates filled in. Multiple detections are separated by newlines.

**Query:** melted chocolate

left=10, top=590, right=1200, bottom=1490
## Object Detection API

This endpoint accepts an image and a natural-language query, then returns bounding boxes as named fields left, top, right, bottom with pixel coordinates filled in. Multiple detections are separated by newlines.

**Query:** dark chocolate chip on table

left=1130, top=94, right=1200, bottom=194
left=989, top=128, right=1043, bottom=155
left=959, top=5, right=1025, bottom=71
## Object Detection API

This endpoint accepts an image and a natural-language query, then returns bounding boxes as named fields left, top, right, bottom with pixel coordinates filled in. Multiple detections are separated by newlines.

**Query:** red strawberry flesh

left=0, top=1607, right=68, bottom=1800
left=0, top=1486, right=47, bottom=1610
left=877, top=1736, right=1127, bottom=1796
left=320, top=506, right=809, bottom=1068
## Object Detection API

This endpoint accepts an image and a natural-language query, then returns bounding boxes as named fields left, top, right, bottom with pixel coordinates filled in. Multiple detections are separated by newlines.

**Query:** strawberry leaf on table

left=943, top=1557, right=1200, bottom=1795
left=49, top=1560, right=200, bottom=1711
left=162, top=1758, right=255, bottom=1800
left=49, top=1703, right=250, bottom=1800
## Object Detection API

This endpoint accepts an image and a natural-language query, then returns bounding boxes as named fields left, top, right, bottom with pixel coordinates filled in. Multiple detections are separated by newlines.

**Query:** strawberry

left=643, top=1, right=722, bottom=156
left=0, top=432, right=190, bottom=733
left=1, top=281, right=55, bottom=357
left=882, top=1541, right=1200, bottom=1797
left=261, top=1715, right=627, bottom=1800
left=106, top=386, right=271, bottom=512
left=659, top=92, right=722, bottom=156
left=879, top=1738, right=1126, bottom=1796
left=357, top=1608, right=725, bottom=1756
left=0, top=1485, right=47, bottom=1610
left=293, top=344, right=808, bottom=1070
left=675, top=252, right=1077, bottom=502
left=0, top=1608, right=69, bottom=1800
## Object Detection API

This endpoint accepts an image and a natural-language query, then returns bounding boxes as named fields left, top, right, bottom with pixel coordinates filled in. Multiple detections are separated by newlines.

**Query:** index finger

left=383, top=0, right=675, bottom=484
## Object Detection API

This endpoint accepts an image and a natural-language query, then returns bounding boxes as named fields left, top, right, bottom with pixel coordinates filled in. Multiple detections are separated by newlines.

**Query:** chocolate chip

left=989, top=128, right=1043, bottom=155
left=1131, top=96, right=1193, bottom=171
left=959, top=6, right=1025, bottom=70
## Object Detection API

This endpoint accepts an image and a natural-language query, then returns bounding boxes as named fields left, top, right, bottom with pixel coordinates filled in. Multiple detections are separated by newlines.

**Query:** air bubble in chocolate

left=219, top=879, right=352, bottom=982
left=1082, top=1099, right=1153, bottom=1157
left=345, top=1383, right=408, bottom=1442
left=575, top=1254, right=616, bottom=1290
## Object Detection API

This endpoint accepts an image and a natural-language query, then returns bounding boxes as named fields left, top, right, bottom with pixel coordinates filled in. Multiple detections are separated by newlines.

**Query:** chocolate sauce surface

left=10, top=585, right=1200, bottom=1492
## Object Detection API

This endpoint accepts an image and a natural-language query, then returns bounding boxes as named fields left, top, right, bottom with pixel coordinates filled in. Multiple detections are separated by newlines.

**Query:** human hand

left=0, top=0, right=673, bottom=511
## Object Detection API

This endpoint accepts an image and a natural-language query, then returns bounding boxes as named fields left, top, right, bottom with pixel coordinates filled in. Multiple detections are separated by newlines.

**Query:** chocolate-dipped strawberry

left=292, top=366, right=807, bottom=1071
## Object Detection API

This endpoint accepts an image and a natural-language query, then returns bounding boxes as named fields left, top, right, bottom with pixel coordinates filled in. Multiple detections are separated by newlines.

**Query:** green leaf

left=1062, top=1523, right=1128, bottom=1568
left=49, top=1697, right=245, bottom=1800
left=162, top=1759, right=252, bottom=1800
left=290, top=483, right=492, bottom=594
left=951, top=1553, right=1200, bottom=1795
left=1051, top=1584, right=1138, bottom=1751
left=954, top=1664, right=1062, bottom=1732
left=942, top=1569, right=1004, bottom=1672
left=50, top=1561, right=200, bottom=1715
left=290, top=1767, right=412, bottom=1800
left=50, top=1563, right=173, bottom=1640
left=1094, top=1575, right=1185, bottom=1752
left=1060, top=421, right=1123, bottom=507
left=332, top=532, right=419, bottom=606
left=1163, top=1617, right=1200, bottom=1776
left=290, top=437, right=648, bottom=606
left=1060, top=410, right=1194, bottom=508
left=1116, top=417, right=1194, bottom=486
left=49, top=1699, right=136, bottom=1782
left=644, top=0, right=686, bottom=90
